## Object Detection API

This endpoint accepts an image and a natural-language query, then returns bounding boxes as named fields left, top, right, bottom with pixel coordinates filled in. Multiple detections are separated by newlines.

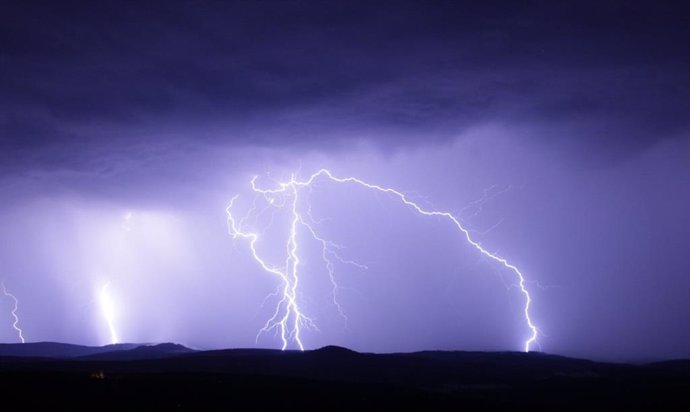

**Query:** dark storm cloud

left=2, top=1, right=690, bottom=359
left=2, top=0, right=689, bottom=175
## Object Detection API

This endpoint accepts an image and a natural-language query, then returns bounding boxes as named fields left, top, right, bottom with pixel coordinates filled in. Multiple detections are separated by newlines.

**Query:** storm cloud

left=0, top=1, right=688, bottom=360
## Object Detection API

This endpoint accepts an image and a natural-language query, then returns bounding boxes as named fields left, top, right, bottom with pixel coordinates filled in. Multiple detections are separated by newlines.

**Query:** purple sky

left=1, top=1, right=689, bottom=360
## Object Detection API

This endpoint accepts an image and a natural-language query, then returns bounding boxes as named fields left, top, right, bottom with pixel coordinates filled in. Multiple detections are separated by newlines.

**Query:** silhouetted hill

left=80, top=343, right=195, bottom=360
left=0, top=342, right=140, bottom=358
left=1, top=344, right=689, bottom=411
left=313, top=345, right=358, bottom=356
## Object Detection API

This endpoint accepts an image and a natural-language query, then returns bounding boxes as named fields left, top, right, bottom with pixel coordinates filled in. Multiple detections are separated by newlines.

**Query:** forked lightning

left=227, top=169, right=538, bottom=352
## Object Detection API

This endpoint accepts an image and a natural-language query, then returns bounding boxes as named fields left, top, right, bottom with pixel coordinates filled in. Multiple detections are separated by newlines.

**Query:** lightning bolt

left=99, top=281, right=119, bottom=344
left=227, top=169, right=539, bottom=352
left=1, top=281, right=26, bottom=343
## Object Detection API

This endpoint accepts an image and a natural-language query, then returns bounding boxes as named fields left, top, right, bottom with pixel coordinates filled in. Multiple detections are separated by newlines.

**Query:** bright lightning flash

left=99, top=282, right=119, bottom=344
left=227, top=169, right=539, bottom=352
left=1, top=281, right=26, bottom=343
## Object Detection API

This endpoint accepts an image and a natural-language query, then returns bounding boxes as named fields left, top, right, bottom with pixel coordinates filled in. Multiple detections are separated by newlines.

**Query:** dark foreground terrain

left=1, top=343, right=689, bottom=411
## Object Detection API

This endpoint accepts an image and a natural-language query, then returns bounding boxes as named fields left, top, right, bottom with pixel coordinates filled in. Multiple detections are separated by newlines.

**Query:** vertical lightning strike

left=227, top=169, right=539, bottom=352
left=1, top=281, right=25, bottom=343
left=226, top=187, right=312, bottom=350
left=99, top=282, right=119, bottom=345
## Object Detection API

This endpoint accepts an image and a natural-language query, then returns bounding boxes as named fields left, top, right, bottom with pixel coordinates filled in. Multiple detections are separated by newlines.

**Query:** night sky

left=1, top=1, right=689, bottom=361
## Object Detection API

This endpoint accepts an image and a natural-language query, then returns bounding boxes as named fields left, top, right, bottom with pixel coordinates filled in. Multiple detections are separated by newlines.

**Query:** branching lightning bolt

left=227, top=169, right=539, bottom=352
left=2, top=281, right=26, bottom=343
